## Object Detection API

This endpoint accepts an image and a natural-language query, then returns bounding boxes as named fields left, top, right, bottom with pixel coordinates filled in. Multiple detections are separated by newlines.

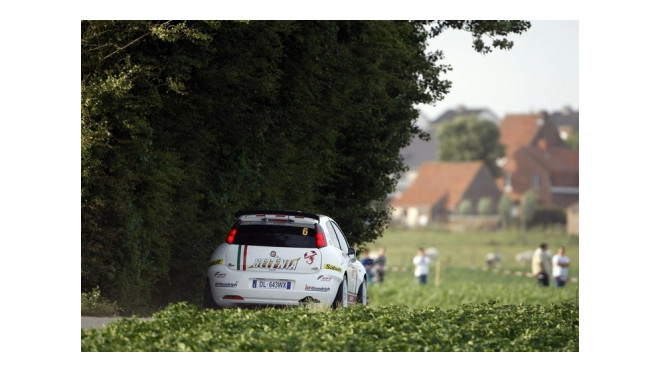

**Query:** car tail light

left=225, top=221, right=241, bottom=244
left=316, top=227, right=327, bottom=248
left=226, top=227, right=238, bottom=244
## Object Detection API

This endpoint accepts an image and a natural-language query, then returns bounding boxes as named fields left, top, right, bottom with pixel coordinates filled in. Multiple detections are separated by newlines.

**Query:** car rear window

left=234, top=223, right=317, bottom=248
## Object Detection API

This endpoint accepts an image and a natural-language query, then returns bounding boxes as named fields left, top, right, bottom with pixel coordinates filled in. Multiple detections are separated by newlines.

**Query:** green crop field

left=81, top=301, right=578, bottom=351
left=367, top=268, right=578, bottom=308
left=81, top=229, right=579, bottom=351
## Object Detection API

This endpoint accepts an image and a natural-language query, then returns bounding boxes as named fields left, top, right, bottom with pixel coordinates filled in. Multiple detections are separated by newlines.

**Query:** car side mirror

left=348, top=247, right=356, bottom=262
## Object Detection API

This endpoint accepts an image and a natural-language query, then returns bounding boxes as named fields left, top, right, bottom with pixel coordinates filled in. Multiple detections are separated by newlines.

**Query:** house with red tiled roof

left=499, top=113, right=566, bottom=156
left=497, top=113, right=579, bottom=211
left=390, top=161, right=501, bottom=227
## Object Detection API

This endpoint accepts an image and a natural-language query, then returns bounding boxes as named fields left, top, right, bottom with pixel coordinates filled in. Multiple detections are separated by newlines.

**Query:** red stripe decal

left=242, top=245, right=248, bottom=271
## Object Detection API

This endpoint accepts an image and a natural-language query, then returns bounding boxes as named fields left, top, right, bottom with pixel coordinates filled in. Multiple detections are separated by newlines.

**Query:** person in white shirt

left=413, top=248, right=431, bottom=284
left=552, top=246, right=571, bottom=287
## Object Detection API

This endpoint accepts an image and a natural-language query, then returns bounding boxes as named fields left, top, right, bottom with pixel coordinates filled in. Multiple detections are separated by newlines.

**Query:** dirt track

left=81, top=316, right=151, bottom=330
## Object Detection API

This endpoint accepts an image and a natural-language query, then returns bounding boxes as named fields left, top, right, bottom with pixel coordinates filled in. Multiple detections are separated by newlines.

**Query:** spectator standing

left=531, top=243, right=552, bottom=287
left=360, top=248, right=375, bottom=284
left=412, top=248, right=431, bottom=284
left=374, top=247, right=387, bottom=283
left=552, top=246, right=571, bottom=287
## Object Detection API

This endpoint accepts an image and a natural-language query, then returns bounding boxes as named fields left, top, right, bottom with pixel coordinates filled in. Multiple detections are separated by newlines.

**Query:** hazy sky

left=417, top=20, right=579, bottom=121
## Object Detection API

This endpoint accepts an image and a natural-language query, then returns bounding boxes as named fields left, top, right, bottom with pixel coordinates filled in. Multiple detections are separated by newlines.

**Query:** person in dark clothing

left=360, top=248, right=375, bottom=284
left=374, top=247, right=387, bottom=283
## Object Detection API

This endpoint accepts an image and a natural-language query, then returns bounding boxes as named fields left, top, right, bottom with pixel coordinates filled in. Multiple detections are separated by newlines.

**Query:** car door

left=329, top=221, right=358, bottom=298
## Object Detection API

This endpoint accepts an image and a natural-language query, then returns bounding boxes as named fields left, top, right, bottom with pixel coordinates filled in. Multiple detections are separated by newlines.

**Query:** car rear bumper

left=207, top=266, right=341, bottom=308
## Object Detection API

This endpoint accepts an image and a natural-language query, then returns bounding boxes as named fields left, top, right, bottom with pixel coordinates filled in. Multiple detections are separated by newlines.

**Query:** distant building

left=497, top=112, right=579, bottom=212
left=498, top=112, right=566, bottom=154
left=390, top=161, right=501, bottom=227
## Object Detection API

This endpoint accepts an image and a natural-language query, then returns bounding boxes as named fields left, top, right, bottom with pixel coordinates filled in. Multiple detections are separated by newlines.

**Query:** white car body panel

left=206, top=211, right=367, bottom=308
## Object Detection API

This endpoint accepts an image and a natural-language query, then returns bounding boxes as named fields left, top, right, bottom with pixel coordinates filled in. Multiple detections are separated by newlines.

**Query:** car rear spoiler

left=234, top=210, right=321, bottom=221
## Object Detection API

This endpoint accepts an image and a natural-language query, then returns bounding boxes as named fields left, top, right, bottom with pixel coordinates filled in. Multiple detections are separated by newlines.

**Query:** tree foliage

left=437, top=115, right=505, bottom=176
left=498, top=193, right=512, bottom=229
left=477, top=197, right=493, bottom=215
left=520, top=190, right=540, bottom=232
left=81, top=20, right=530, bottom=312
left=458, top=200, right=473, bottom=215
left=565, top=131, right=579, bottom=150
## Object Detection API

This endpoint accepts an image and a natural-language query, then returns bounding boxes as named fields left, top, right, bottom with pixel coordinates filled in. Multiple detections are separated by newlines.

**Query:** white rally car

left=204, top=210, right=368, bottom=309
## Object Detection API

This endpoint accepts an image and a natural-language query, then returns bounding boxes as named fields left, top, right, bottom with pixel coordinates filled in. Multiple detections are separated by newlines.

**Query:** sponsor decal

left=305, top=284, right=331, bottom=292
left=208, top=259, right=224, bottom=267
left=235, top=245, right=302, bottom=271
left=248, top=256, right=301, bottom=271
left=304, top=250, right=318, bottom=265
left=317, top=275, right=332, bottom=282
left=323, top=263, right=342, bottom=273
left=236, top=245, right=248, bottom=271
left=215, top=282, right=238, bottom=288
left=214, top=272, right=227, bottom=278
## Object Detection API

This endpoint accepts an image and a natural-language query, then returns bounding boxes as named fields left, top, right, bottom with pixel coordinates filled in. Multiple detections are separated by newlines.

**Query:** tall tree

left=437, top=115, right=505, bottom=176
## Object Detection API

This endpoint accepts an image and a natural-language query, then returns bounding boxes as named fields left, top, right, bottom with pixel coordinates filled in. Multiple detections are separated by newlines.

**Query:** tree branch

left=102, top=20, right=172, bottom=61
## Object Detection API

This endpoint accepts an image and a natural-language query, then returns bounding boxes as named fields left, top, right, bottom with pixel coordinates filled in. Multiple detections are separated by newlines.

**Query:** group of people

left=361, top=247, right=432, bottom=285
left=359, top=247, right=387, bottom=284
left=532, top=243, right=571, bottom=287
left=359, top=242, right=571, bottom=288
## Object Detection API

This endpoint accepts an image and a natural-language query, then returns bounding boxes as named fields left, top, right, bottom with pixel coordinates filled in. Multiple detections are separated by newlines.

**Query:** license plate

left=252, top=279, right=292, bottom=290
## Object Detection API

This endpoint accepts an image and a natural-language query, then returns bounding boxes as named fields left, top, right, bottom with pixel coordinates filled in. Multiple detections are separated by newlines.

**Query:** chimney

left=536, top=114, right=545, bottom=126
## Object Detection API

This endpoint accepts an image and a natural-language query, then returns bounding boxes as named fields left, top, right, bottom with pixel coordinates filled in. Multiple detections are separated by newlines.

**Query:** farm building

left=390, top=161, right=501, bottom=227
left=497, top=112, right=579, bottom=211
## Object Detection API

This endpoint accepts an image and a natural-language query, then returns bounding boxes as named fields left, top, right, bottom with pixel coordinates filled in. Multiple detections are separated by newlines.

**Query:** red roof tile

left=391, top=161, right=484, bottom=208
left=499, top=114, right=544, bottom=156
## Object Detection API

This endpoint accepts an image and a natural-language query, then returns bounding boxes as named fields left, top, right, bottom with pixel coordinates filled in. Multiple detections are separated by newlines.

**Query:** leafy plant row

left=81, top=301, right=578, bottom=351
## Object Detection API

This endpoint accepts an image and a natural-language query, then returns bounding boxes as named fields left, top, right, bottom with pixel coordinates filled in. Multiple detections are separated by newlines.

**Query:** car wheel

left=332, top=275, right=348, bottom=309
left=203, top=280, right=221, bottom=309
left=356, top=280, right=367, bottom=305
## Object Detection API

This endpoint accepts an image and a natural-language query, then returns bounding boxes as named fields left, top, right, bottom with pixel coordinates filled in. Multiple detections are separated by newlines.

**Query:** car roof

left=235, top=210, right=325, bottom=223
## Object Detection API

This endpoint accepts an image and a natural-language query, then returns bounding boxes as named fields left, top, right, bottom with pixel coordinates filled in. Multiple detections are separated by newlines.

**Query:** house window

left=532, top=174, right=541, bottom=190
